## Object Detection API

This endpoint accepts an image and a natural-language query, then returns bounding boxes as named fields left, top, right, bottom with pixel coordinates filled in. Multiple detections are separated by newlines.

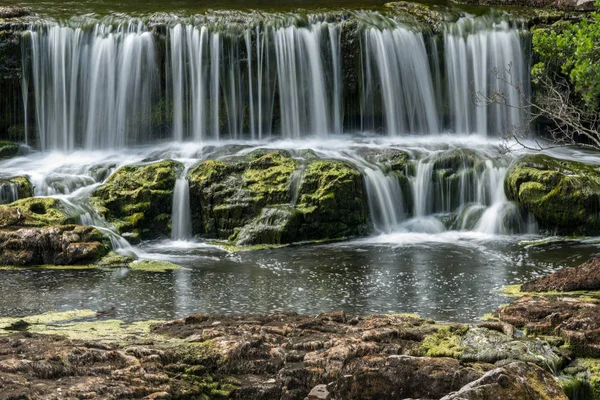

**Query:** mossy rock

left=295, top=159, right=369, bottom=241
left=0, top=225, right=110, bottom=266
left=129, top=259, right=182, bottom=272
left=189, top=153, right=368, bottom=245
left=0, top=197, right=73, bottom=227
left=505, top=154, right=600, bottom=235
left=0, top=175, right=33, bottom=204
left=93, top=160, right=183, bottom=240
left=188, top=151, right=297, bottom=240
left=0, top=140, right=20, bottom=159
left=234, top=206, right=303, bottom=246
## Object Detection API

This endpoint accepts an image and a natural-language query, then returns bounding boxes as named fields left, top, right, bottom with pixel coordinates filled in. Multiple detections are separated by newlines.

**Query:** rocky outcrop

left=0, top=7, right=30, bottom=18
left=0, top=311, right=571, bottom=400
left=505, top=154, right=600, bottom=235
left=497, top=295, right=600, bottom=357
left=189, top=150, right=368, bottom=246
left=0, top=197, right=73, bottom=228
left=0, top=225, right=110, bottom=266
left=450, top=0, right=595, bottom=11
left=0, top=176, right=33, bottom=204
left=441, top=361, right=567, bottom=400
left=93, top=160, right=182, bottom=242
left=522, top=257, right=600, bottom=292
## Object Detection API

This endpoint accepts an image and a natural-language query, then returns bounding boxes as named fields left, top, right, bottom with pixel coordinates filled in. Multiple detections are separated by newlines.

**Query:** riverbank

left=1, top=258, right=599, bottom=399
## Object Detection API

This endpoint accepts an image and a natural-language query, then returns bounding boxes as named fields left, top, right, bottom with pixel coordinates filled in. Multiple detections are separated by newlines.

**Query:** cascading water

left=0, top=182, right=19, bottom=204
left=21, top=13, right=528, bottom=150
left=171, top=168, right=193, bottom=241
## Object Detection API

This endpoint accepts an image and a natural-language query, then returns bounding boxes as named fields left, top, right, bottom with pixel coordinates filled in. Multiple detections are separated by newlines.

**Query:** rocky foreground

left=1, top=259, right=600, bottom=400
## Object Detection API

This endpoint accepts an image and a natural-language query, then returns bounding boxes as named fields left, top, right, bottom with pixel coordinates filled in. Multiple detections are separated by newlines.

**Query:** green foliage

left=532, top=6, right=600, bottom=109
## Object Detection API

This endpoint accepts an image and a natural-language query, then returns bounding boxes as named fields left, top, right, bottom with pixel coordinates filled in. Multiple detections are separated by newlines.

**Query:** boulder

left=440, top=361, right=567, bottom=400
left=497, top=295, right=600, bottom=357
left=0, top=7, right=30, bottom=18
left=0, top=176, right=33, bottom=204
left=94, top=160, right=182, bottom=241
left=0, top=197, right=72, bottom=228
left=189, top=151, right=368, bottom=245
left=0, top=141, right=20, bottom=159
left=522, top=257, right=600, bottom=292
left=505, top=154, right=600, bottom=235
left=0, top=225, right=110, bottom=266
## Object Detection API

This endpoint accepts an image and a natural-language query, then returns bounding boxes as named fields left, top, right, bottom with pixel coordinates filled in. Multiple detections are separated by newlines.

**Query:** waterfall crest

left=22, top=14, right=529, bottom=150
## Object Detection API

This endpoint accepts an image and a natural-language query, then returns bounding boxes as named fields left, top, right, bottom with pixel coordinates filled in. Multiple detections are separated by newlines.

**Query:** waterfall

left=411, top=160, right=434, bottom=218
left=444, top=19, right=527, bottom=135
left=0, top=182, right=19, bottom=204
left=22, top=14, right=528, bottom=149
left=363, top=167, right=405, bottom=233
left=361, top=27, right=440, bottom=135
left=171, top=169, right=192, bottom=241
left=25, top=22, right=158, bottom=151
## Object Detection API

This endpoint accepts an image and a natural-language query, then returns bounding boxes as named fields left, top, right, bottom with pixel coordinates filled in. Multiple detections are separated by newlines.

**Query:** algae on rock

left=505, top=154, right=600, bottom=235
left=93, top=159, right=183, bottom=241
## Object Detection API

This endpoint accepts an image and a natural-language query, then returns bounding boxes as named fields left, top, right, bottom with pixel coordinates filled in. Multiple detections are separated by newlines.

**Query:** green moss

left=0, top=140, right=20, bottom=159
left=0, top=197, right=72, bottom=227
left=498, top=284, right=600, bottom=299
left=0, top=176, right=34, bottom=200
left=579, top=359, right=600, bottom=400
left=94, top=160, right=182, bottom=240
left=420, top=325, right=469, bottom=358
left=505, top=154, right=600, bottom=235
left=129, top=259, right=183, bottom=272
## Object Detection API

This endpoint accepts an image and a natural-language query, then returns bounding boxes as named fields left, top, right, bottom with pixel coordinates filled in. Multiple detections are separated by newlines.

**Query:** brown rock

left=497, top=296, right=600, bottom=356
left=306, top=384, right=330, bottom=400
left=440, top=361, right=567, bottom=400
left=522, top=257, right=600, bottom=293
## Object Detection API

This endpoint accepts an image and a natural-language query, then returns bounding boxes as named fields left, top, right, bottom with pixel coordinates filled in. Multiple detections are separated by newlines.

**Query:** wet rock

left=0, top=176, right=33, bottom=204
left=450, top=0, right=595, bottom=10
left=505, top=154, right=600, bottom=235
left=0, top=7, right=30, bottom=18
left=0, top=225, right=110, bottom=266
left=189, top=151, right=368, bottom=245
left=440, top=361, right=567, bottom=400
left=522, top=257, right=600, bottom=292
left=306, top=384, right=330, bottom=399
left=497, top=295, right=600, bottom=357
left=94, top=160, right=183, bottom=240
left=189, top=150, right=297, bottom=240
left=0, top=141, right=20, bottom=159
left=0, top=197, right=73, bottom=228
left=385, top=1, right=444, bottom=25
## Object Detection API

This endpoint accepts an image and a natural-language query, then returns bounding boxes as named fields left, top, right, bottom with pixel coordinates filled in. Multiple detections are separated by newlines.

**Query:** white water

left=22, top=14, right=528, bottom=150
left=171, top=168, right=192, bottom=241
left=0, top=182, right=19, bottom=204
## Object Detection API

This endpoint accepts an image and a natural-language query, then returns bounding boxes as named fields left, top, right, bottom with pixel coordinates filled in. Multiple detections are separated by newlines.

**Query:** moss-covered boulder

left=505, top=154, right=600, bottom=235
left=0, top=225, right=110, bottom=266
left=0, top=197, right=73, bottom=228
left=189, top=151, right=368, bottom=245
left=294, top=159, right=368, bottom=241
left=189, top=150, right=298, bottom=240
left=93, top=160, right=182, bottom=241
left=0, top=175, right=33, bottom=204
left=0, top=141, right=20, bottom=159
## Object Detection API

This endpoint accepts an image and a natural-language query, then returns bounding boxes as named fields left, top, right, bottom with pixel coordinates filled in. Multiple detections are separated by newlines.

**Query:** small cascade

left=363, top=167, right=405, bottom=233
left=474, top=161, right=520, bottom=234
left=59, top=188, right=140, bottom=256
left=411, top=160, right=434, bottom=218
left=171, top=168, right=192, bottom=241
left=444, top=19, right=527, bottom=135
left=288, top=163, right=306, bottom=206
left=0, top=182, right=19, bottom=204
